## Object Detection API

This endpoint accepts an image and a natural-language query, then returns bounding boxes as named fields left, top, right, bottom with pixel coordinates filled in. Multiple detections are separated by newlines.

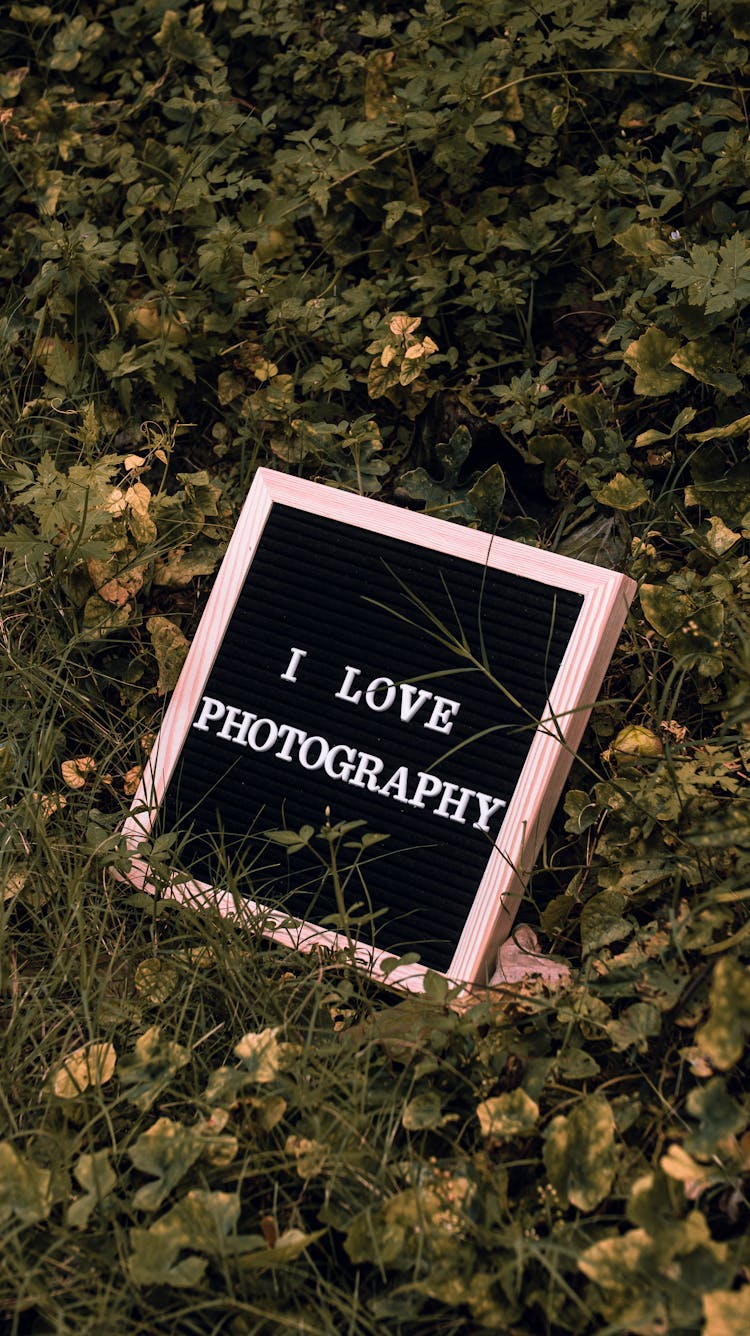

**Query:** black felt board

left=159, top=504, right=583, bottom=973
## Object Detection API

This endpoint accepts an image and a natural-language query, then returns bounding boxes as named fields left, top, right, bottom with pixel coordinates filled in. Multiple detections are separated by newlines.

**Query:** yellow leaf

left=389, top=313, right=421, bottom=339
left=364, top=49, right=396, bottom=120
left=0, top=1143, right=52, bottom=1225
left=703, top=1288, right=750, bottom=1336
left=87, top=557, right=145, bottom=607
left=38, top=791, right=67, bottom=818
left=147, top=615, right=190, bottom=695
left=611, top=725, right=663, bottom=759
left=127, top=300, right=188, bottom=345
left=234, top=1027, right=282, bottom=1083
left=705, top=516, right=741, bottom=556
left=696, top=957, right=750, bottom=1070
left=126, top=481, right=157, bottom=544
left=104, top=486, right=127, bottom=516
left=3, top=870, right=26, bottom=904
left=61, top=756, right=97, bottom=789
left=217, top=370, right=244, bottom=405
left=134, top=959, right=179, bottom=1004
left=0, top=67, right=29, bottom=99
left=152, top=543, right=218, bottom=588
left=285, top=1135, right=328, bottom=1178
left=69, top=1150, right=116, bottom=1229
left=477, top=1089, right=539, bottom=1139
left=123, top=764, right=142, bottom=797
left=595, top=472, right=649, bottom=511
left=253, top=358, right=278, bottom=382
left=52, top=1042, right=117, bottom=1099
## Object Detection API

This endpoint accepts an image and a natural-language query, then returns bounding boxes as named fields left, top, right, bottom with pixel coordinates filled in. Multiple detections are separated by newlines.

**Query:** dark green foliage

left=2, top=1, right=750, bottom=1331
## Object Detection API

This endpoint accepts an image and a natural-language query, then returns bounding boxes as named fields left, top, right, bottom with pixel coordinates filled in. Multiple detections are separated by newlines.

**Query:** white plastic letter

left=424, top=695, right=462, bottom=735
left=398, top=683, right=433, bottom=724
left=324, top=744, right=357, bottom=782
left=434, top=783, right=476, bottom=824
left=247, top=718, right=279, bottom=752
left=473, top=791, right=507, bottom=833
left=280, top=646, right=307, bottom=683
left=350, top=752, right=384, bottom=791
left=335, top=665, right=362, bottom=705
left=378, top=766, right=409, bottom=801
left=299, top=735, right=328, bottom=770
left=193, top=696, right=226, bottom=732
left=217, top=706, right=256, bottom=746
left=365, top=676, right=397, bottom=712
left=409, top=771, right=444, bottom=809
left=275, top=724, right=307, bottom=762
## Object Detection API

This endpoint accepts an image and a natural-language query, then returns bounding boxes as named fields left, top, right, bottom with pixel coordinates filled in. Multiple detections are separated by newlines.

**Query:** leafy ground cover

left=1, top=0, right=750, bottom=1330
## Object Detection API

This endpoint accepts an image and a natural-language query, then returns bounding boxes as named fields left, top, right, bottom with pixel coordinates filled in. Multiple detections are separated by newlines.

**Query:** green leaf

left=435, top=426, right=472, bottom=485
left=527, top=433, right=569, bottom=466
left=639, top=585, right=724, bottom=674
left=0, top=1143, right=53, bottom=1226
left=696, top=957, right=750, bottom=1070
left=684, top=1078, right=746, bottom=1157
left=129, top=1191, right=240, bottom=1288
left=37, top=335, right=78, bottom=389
left=669, top=604, right=724, bottom=675
left=119, top=1026, right=191, bottom=1111
left=476, top=1089, right=539, bottom=1139
left=557, top=1047, right=601, bottom=1080
left=661, top=242, right=720, bottom=306
left=640, top=584, right=689, bottom=637
left=402, top=1090, right=444, bottom=1130
left=237, top=1226, right=325, bottom=1268
left=687, top=411, right=750, bottom=442
left=635, top=405, right=697, bottom=448
left=623, top=327, right=685, bottom=396
left=595, top=472, right=649, bottom=511
left=49, top=16, right=104, bottom=72
left=670, top=341, right=742, bottom=394
left=614, top=223, right=672, bottom=261
left=625, top=1169, right=677, bottom=1233
left=397, top=469, right=476, bottom=521
left=153, top=541, right=219, bottom=588
left=130, top=1118, right=205, bottom=1212
left=580, top=889, right=632, bottom=954
left=69, top=1151, right=116, bottom=1230
left=466, top=462, right=506, bottom=526
left=265, top=827, right=312, bottom=854
left=710, top=231, right=750, bottom=313
left=605, top=1002, right=661, bottom=1053
left=543, top=1094, right=618, bottom=1211
left=563, top=789, right=600, bottom=834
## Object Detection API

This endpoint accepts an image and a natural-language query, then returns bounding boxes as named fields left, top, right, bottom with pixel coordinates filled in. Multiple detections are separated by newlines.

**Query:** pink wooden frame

left=121, top=468, right=636, bottom=994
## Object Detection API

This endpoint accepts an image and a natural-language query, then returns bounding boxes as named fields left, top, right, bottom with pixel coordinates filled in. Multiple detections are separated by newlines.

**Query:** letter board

left=121, top=469, right=635, bottom=992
